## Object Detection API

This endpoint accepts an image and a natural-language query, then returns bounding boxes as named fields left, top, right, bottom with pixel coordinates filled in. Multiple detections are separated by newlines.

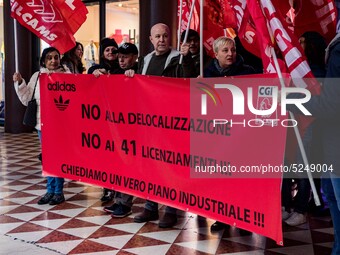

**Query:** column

left=4, top=1, right=35, bottom=133
left=139, top=0, right=177, bottom=56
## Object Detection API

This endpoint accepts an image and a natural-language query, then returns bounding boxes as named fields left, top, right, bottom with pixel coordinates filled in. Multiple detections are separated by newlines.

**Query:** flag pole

left=179, top=0, right=196, bottom=64
left=200, top=0, right=203, bottom=77
left=177, top=0, right=183, bottom=51
left=260, top=1, right=320, bottom=206
left=14, top=20, right=19, bottom=72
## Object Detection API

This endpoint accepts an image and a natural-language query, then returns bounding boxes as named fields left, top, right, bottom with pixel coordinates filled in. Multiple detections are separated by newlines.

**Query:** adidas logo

left=54, top=95, right=70, bottom=111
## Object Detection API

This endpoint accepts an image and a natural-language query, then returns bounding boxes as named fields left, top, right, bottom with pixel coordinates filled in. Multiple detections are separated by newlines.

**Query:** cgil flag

left=10, top=0, right=88, bottom=54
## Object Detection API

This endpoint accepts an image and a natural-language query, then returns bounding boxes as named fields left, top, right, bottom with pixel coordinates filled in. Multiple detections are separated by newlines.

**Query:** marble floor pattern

left=0, top=128, right=335, bottom=255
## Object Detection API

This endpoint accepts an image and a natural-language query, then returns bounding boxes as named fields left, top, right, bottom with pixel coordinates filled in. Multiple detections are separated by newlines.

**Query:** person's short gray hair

left=213, top=36, right=236, bottom=53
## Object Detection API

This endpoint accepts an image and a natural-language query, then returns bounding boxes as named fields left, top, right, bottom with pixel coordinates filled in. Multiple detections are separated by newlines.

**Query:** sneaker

left=101, top=189, right=114, bottom=203
left=111, top=204, right=132, bottom=218
left=285, top=212, right=306, bottom=226
left=37, top=193, right=54, bottom=205
left=159, top=212, right=177, bottom=228
left=104, top=203, right=120, bottom=213
left=134, top=209, right=159, bottom=223
left=49, top=194, right=65, bottom=205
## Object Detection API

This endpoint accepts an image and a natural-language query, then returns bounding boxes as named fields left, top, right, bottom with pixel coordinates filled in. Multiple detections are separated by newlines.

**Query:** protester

left=282, top=31, right=328, bottom=226
left=125, top=23, right=195, bottom=228
left=203, top=36, right=255, bottom=231
left=88, top=37, right=120, bottom=76
left=88, top=37, right=120, bottom=202
left=180, top=29, right=212, bottom=77
left=299, top=31, right=327, bottom=78
left=112, top=42, right=138, bottom=74
left=12, top=47, right=70, bottom=205
left=203, top=36, right=255, bottom=78
left=103, top=42, right=139, bottom=217
left=287, top=32, right=340, bottom=255
left=300, top=31, right=329, bottom=216
left=129, top=23, right=195, bottom=78
left=61, top=41, right=84, bottom=74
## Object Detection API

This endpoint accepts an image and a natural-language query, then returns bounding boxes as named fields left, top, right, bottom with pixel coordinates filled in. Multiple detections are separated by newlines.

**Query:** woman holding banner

left=203, top=36, right=255, bottom=232
left=88, top=37, right=119, bottom=77
left=203, top=36, right=255, bottom=78
left=88, top=37, right=120, bottom=202
left=12, top=47, right=70, bottom=205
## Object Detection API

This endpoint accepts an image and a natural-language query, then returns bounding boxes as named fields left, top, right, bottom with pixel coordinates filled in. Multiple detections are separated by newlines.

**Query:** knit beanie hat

left=100, top=38, right=118, bottom=56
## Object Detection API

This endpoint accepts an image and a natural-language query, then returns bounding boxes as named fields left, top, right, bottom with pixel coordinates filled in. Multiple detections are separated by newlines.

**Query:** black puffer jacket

left=287, top=35, right=340, bottom=175
left=203, top=54, right=255, bottom=77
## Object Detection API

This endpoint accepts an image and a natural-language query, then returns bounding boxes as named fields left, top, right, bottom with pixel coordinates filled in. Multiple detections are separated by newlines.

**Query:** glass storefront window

left=106, top=1, right=139, bottom=48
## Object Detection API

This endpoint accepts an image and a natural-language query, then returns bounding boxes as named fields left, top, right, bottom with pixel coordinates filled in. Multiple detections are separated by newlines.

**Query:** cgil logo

left=259, top=86, right=274, bottom=96
left=48, top=81, right=76, bottom=92
left=201, top=84, right=312, bottom=117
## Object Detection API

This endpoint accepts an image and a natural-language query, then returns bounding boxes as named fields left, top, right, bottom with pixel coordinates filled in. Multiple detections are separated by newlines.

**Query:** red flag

left=292, top=0, right=337, bottom=43
left=178, top=0, right=200, bottom=32
left=254, top=0, right=321, bottom=163
left=11, top=0, right=88, bottom=54
left=228, top=0, right=261, bottom=58
left=243, top=0, right=276, bottom=73
left=270, top=0, right=337, bottom=44
left=200, top=0, right=239, bottom=56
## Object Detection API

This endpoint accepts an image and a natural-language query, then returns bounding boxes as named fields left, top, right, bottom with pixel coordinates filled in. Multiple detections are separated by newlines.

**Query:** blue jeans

left=37, top=130, right=64, bottom=195
left=322, top=173, right=340, bottom=255
left=46, top=177, right=64, bottom=194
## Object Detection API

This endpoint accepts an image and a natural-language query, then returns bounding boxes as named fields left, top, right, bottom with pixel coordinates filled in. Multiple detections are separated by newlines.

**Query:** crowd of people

left=12, top=23, right=340, bottom=254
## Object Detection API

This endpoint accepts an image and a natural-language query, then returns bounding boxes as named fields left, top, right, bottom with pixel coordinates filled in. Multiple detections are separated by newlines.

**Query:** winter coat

left=203, top=55, right=255, bottom=77
left=14, top=66, right=70, bottom=130
left=287, top=36, right=340, bottom=175
left=137, top=48, right=195, bottom=78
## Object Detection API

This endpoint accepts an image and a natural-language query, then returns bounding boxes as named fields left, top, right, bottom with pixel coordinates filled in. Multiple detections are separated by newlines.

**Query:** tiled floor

left=0, top=127, right=335, bottom=254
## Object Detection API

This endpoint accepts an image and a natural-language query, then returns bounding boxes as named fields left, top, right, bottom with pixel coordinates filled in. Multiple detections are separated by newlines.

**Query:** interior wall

left=74, top=5, right=139, bottom=49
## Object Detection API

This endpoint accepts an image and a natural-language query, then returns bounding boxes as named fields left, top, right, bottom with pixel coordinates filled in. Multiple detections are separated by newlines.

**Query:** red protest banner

left=40, top=73, right=286, bottom=244
left=10, top=0, right=88, bottom=54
